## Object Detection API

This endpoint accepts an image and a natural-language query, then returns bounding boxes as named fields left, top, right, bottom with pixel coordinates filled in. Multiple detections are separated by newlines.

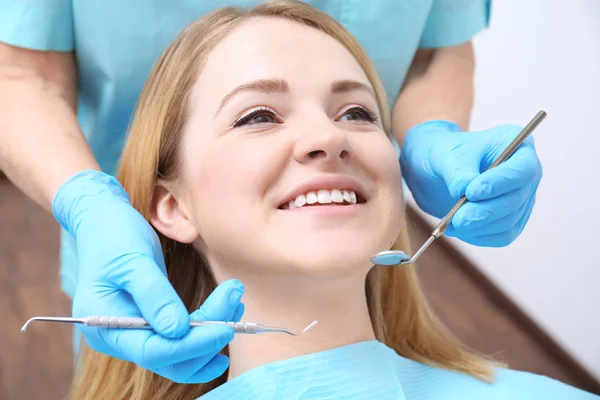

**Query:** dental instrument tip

left=284, top=320, right=319, bottom=336
left=302, top=320, right=319, bottom=334
left=257, top=320, right=319, bottom=336
left=21, top=317, right=40, bottom=333
left=20, top=316, right=85, bottom=333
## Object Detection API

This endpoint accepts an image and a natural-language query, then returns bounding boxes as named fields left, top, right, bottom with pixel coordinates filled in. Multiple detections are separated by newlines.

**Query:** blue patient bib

left=199, top=340, right=600, bottom=400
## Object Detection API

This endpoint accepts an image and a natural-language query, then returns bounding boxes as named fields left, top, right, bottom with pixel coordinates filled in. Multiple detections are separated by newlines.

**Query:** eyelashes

left=232, top=105, right=379, bottom=128
left=339, top=106, right=379, bottom=123
left=233, top=106, right=277, bottom=127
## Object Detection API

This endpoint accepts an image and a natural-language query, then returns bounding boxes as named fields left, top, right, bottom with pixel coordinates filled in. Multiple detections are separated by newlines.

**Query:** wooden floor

left=0, top=178, right=598, bottom=399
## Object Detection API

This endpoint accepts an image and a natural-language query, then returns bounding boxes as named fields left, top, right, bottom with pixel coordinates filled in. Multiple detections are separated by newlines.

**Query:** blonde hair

left=72, top=1, right=497, bottom=399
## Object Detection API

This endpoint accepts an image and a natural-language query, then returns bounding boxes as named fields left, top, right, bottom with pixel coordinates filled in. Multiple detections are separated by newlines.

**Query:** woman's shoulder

left=391, top=354, right=599, bottom=400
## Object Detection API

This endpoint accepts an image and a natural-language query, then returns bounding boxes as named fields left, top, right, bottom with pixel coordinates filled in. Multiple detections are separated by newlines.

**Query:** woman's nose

left=293, top=125, right=353, bottom=166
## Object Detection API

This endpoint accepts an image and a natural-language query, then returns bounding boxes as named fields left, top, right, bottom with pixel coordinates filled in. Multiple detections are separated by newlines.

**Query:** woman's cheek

left=197, top=142, right=274, bottom=203
left=361, top=135, right=401, bottom=180
left=372, top=139, right=404, bottom=207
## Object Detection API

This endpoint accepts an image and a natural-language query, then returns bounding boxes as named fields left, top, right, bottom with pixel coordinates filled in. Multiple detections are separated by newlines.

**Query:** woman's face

left=166, top=17, right=404, bottom=279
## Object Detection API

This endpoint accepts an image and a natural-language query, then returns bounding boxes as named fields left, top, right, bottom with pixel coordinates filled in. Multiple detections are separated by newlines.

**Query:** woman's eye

left=339, top=106, right=378, bottom=123
left=233, top=108, right=278, bottom=127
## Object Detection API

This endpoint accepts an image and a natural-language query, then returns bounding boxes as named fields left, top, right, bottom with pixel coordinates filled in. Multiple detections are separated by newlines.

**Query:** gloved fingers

left=71, top=281, right=123, bottom=318
left=452, top=196, right=536, bottom=247
left=154, top=353, right=230, bottom=384
left=448, top=231, right=506, bottom=247
left=191, top=279, right=245, bottom=322
left=452, top=194, right=532, bottom=237
left=100, top=323, right=234, bottom=368
left=465, top=142, right=540, bottom=202
left=78, top=324, right=153, bottom=361
left=110, top=255, right=190, bottom=339
left=180, top=354, right=231, bottom=384
left=451, top=187, right=530, bottom=231
left=232, top=302, right=246, bottom=323
left=430, top=142, right=482, bottom=199
left=477, top=124, right=528, bottom=164
left=443, top=224, right=458, bottom=237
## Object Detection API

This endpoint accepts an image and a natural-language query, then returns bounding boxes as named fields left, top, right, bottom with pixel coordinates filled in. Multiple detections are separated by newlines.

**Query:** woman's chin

left=277, top=240, right=383, bottom=276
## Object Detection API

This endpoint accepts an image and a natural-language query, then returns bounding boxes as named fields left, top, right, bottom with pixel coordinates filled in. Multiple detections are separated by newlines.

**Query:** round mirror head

left=371, top=250, right=411, bottom=266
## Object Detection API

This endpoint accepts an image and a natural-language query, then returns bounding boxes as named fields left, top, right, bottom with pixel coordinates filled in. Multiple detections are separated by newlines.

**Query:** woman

left=71, top=2, right=596, bottom=399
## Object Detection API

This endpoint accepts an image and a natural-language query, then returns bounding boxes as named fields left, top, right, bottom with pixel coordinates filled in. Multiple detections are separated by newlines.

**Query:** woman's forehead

left=192, top=17, right=371, bottom=105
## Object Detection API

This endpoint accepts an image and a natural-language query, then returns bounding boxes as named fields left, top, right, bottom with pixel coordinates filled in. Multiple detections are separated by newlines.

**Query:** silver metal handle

left=190, top=321, right=259, bottom=334
left=83, top=317, right=260, bottom=333
left=84, top=316, right=151, bottom=329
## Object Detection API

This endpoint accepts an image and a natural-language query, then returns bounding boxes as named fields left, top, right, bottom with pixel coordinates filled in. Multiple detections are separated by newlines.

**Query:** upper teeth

left=287, top=189, right=357, bottom=209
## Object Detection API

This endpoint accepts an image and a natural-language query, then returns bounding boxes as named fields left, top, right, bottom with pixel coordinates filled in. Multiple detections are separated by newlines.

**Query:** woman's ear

left=149, top=180, right=198, bottom=244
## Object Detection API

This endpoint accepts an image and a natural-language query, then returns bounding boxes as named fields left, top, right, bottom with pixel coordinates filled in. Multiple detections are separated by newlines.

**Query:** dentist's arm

left=394, top=42, right=543, bottom=247
left=393, top=41, right=475, bottom=141
left=0, top=43, right=98, bottom=211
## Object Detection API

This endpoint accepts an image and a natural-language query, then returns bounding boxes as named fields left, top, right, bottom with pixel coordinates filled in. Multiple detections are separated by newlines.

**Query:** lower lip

left=278, top=203, right=364, bottom=215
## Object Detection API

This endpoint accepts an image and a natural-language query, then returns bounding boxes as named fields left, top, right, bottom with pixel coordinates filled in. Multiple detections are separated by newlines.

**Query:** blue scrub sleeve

left=419, top=0, right=491, bottom=48
left=0, top=0, right=74, bottom=51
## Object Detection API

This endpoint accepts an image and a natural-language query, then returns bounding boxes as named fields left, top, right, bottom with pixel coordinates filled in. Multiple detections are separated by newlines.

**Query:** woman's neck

left=225, top=273, right=376, bottom=380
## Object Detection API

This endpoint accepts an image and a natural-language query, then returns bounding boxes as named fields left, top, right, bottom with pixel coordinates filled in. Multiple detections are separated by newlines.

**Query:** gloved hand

left=399, top=120, right=542, bottom=247
left=53, top=170, right=245, bottom=383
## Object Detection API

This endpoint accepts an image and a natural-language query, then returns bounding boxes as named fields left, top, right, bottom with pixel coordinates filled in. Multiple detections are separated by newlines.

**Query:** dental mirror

left=372, top=110, right=547, bottom=268
left=371, top=250, right=411, bottom=266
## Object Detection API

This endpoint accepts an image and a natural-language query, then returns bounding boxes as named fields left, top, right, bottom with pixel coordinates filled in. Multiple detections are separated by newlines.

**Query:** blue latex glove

left=53, top=170, right=245, bottom=383
left=399, top=120, right=542, bottom=247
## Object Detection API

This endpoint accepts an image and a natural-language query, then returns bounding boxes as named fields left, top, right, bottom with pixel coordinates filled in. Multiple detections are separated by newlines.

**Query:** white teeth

left=295, top=194, right=307, bottom=207
left=317, top=190, right=332, bottom=204
left=284, top=189, right=360, bottom=209
left=306, top=192, right=318, bottom=204
left=342, top=190, right=352, bottom=203
left=331, top=189, right=343, bottom=203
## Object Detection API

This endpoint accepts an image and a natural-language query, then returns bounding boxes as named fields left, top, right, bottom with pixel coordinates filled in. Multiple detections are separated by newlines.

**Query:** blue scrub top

left=198, top=340, right=599, bottom=399
left=0, top=0, right=489, bottom=299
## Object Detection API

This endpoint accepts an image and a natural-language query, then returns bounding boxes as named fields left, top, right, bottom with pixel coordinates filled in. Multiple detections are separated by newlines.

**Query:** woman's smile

left=276, top=175, right=368, bottom=211
left=280, top=189, right=359, bottom=209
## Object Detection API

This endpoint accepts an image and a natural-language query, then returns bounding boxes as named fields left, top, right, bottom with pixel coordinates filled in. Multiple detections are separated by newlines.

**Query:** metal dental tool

left=372, top=110, right=548, bottom=267
left=21, top=316, right=319, bottom=336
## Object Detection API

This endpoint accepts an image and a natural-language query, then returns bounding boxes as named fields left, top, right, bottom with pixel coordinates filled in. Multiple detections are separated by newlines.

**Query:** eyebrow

left=330, top=79, right=375, bottom=99
left=216, top=78, right=376, bottom=115
left=217, top=78, right=290, bottom=115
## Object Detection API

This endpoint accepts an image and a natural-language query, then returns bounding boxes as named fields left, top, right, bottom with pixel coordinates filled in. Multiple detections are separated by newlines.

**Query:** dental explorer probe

left=372, top=110, right=547, bottom=267
left=21, top=316, right=319, bottom=336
